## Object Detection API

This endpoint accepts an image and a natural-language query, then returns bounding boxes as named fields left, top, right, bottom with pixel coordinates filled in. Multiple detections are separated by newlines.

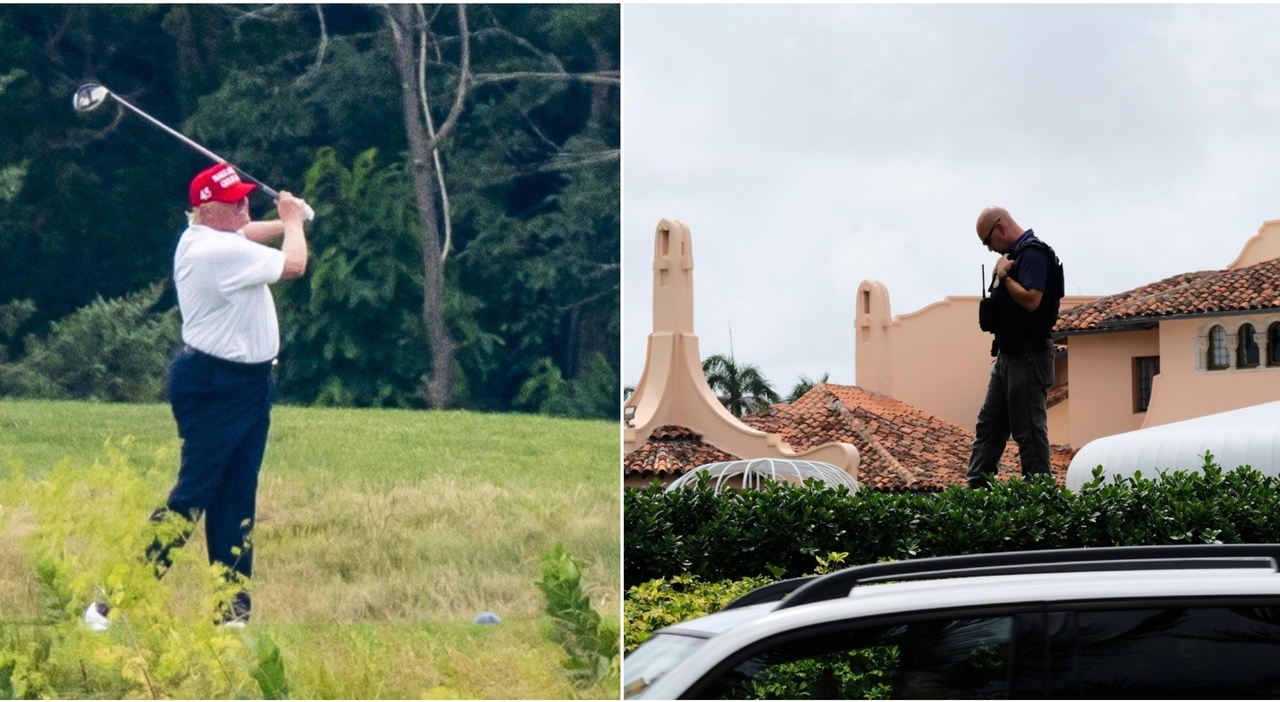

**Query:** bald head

left=976, top=206, right=1021, bottom=253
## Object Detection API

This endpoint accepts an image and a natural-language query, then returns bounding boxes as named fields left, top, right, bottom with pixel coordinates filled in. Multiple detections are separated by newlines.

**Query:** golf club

left=73, top=82, right=314, bottom=220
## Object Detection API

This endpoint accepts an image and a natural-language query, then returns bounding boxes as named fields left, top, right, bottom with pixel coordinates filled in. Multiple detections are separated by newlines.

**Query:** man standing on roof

left=84, top=164, right=309, bottom=630
left=968, top=206, right=1065, bottom=489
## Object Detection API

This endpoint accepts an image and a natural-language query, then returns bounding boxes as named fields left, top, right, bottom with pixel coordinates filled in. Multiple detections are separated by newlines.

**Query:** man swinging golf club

left=84, top=164, right=309, bottom=629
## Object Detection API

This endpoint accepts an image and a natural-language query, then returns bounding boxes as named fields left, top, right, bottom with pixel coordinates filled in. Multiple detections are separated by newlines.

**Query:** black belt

left=183, top=345, right=276, bottom=374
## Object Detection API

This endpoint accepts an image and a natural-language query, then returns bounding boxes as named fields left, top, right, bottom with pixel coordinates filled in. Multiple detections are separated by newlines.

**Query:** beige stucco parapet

left=1227, top=219, right=1280, bottom=270
left=624, top=218, right=860, bottom=479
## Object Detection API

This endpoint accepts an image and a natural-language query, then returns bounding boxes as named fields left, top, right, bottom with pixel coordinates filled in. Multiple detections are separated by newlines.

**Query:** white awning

left=1066, top=400, right=1280, bottom=490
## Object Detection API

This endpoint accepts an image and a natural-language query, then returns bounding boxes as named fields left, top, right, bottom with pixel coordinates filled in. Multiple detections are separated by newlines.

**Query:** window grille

left=1208, top=325, right=1229, bottom=370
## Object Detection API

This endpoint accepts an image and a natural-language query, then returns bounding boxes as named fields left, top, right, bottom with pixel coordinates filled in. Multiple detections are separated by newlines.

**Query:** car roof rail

left=761, top=544, right=1280, bottom=612
left=724, top=576, right=819, bottom=609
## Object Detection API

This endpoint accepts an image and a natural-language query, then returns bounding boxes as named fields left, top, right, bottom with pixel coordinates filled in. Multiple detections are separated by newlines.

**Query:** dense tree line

left=0, top=4, right=619, bottom=417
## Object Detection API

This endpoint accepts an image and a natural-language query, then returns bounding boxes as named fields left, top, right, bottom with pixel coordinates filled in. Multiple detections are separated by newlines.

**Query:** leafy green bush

left=624, top=455, right=1280, bottom=585
left=279, top=146, right=430, bottom=409
left=0, top=440, right=284, bottom=698
left=516, top=352, right=618, bottom=420
left=624, top=574, right=773, bottom=653
left=536, top=543, right=619, bottom=691
left=0, top=282, right=179, bottom=402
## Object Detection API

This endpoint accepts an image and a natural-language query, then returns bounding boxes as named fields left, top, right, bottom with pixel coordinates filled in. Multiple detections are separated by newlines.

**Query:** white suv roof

left=626, top=544, right=1280, bottom=699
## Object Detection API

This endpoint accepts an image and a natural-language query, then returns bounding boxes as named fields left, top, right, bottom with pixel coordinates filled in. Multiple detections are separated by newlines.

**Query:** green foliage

left=0, top=400, right=620, bottom=698
left=536, top=543, right=619, bottom=691
left=274, top=146, right=429, bottom=408
left=788, top=372, right=830, bottom=403
left=624, top=454, right=1280, bottom=585
left=0, top=160, right=27, bottom=203
left=247, top=635, right=290, bottom=700
left=702, top=353, right=781, bottom=417
left=516, top=357, right=568, bottom=412
left=0, top=5, right=618, bottom=416
left=0, top=282, right=179, bottom=402
left=0, top=440, right=266, bottom=698
left=450, top=154, right=620, bottom=413
left=0, top=66, right=31, bottom=203
left=623, top=574, right=773, bottom=654
left=516, top=352, right=618, bottom=419
left=0, top=6, right=195, bottom=326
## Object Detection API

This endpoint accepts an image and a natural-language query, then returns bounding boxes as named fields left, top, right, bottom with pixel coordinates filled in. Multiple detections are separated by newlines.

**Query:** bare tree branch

left=426, top=5, right=470, bottom=151
left=470, top=71, right=619, bottom=88
left=518, top=149, right=620, bottom=175
left=43, top=12, right=74, bottom=70
left=456, top=26, right=565, bottom=75
left=415, top=3, right=454, bottom=264
left=425, top=4, right=445, bottom=25
left=449, top=148, right=619, bottom=192
left=524, top=114, right=562, bottom=153
left=558, top=283, right=620, bottom=313
left=223, top=3, right=291, bottom=37
left=383, top=4, right=403, bottom=43
left=51, top=105, right=127, bottom=150
left=295, top=4, right=330, bottom=86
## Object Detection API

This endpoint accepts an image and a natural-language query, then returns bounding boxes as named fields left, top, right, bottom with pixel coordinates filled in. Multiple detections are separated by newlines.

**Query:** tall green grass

left=0, top=399, right=620, bottom=699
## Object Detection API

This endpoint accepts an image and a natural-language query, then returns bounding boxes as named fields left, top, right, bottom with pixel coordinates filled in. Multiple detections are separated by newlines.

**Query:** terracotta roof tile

left=1046, top=383, right=1068, bottom=409
left=623, top=425, right=739, bottom=480
left=1057, top=259, right=1280, bottom=333
left=742, top=384, right=1072, bottom=492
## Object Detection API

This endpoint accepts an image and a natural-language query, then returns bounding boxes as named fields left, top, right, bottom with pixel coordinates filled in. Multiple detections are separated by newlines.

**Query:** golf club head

left=73, top=84, right=109, bottom=112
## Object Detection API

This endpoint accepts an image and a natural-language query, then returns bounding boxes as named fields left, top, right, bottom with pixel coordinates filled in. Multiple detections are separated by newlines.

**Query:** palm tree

left=702, top=353, right=781, bottom=417
left=787, top=372, right=830, bottom=403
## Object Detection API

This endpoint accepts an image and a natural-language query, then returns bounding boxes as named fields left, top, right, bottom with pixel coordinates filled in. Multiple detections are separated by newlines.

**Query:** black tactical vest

left=981, top=238, right=1064, bottom=356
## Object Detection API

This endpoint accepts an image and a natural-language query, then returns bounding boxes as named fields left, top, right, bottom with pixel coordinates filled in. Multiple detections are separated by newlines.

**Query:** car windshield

left=623, top=633, right=708, bottom=698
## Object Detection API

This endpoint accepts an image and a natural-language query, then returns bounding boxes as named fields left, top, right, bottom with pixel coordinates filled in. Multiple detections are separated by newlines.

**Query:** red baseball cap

left=189, top=164, right=257, bottom=206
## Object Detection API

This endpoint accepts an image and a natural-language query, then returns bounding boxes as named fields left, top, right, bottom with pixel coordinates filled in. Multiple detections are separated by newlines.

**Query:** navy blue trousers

left=159, top=347, right=273, bottom=600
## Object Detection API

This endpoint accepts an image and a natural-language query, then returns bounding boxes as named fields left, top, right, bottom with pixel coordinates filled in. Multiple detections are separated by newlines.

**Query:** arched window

left=1269, top=323, right=1280, bottom=366
left=1208, top=325, right=1229, bottom=370
left=1239, top=324, right=1260, bottom=368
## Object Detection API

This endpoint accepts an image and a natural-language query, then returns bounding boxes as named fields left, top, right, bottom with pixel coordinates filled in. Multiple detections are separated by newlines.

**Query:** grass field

left=0, top=399, right=621, bottom=699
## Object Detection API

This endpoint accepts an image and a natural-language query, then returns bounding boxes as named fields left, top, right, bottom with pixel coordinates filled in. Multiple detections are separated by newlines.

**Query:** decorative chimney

left=624, top=218, right=859, bottom=476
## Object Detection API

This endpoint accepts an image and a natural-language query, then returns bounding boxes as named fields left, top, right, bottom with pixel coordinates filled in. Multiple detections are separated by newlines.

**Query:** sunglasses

left=982, top=218, right=1001, bottom=248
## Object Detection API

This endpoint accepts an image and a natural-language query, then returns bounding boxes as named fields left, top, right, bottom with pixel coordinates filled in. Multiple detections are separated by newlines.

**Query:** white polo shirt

left=173, top=224, right=286, bottom=364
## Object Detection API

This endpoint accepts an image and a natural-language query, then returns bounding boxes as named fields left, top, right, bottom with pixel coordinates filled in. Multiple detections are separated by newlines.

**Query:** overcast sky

left=621, top=4, right=1280, bottom=395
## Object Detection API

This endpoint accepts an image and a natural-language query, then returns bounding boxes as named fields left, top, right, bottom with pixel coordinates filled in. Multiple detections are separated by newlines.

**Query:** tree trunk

left=389, top=6, right=456, bottom=409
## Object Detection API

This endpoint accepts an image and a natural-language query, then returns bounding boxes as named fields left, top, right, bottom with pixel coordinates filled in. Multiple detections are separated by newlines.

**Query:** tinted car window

left=1064, top=605, right=1280, bottom=698
left=691, top=603, right=1280, bottom=699
left=697, top=615, right=1023, bottom=699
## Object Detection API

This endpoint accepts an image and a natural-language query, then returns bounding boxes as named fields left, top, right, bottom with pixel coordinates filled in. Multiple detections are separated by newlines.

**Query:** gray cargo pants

left=967, top=344, right=1054, bottom=488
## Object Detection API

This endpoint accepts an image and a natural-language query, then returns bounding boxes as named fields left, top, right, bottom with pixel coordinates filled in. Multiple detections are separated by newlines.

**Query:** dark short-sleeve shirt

left=1010, top=229, right=1049, bottom=292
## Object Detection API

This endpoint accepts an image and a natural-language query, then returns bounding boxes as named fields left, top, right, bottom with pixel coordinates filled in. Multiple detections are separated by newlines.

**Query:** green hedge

left=0, top=282, right=180, bottom=402
left=624, top=455, right=1280, bottom=587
